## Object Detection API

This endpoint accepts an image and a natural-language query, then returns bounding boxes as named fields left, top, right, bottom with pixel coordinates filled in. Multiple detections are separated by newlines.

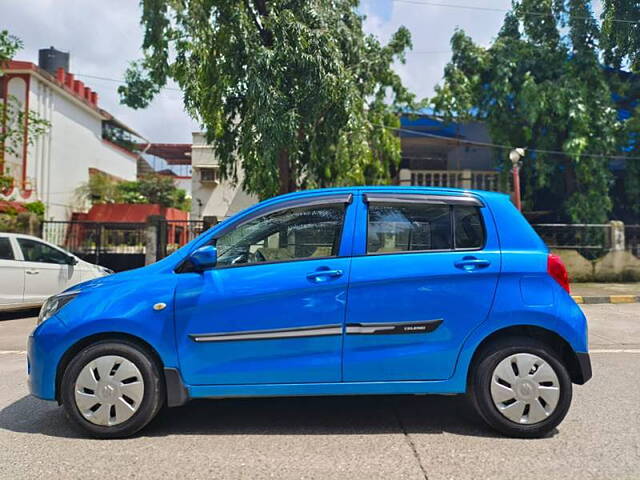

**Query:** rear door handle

left=26, top=270, right=40, bottom=275
left=306, top=269, right=344, bottom=282
left=454, top=256, right=490, bottom=271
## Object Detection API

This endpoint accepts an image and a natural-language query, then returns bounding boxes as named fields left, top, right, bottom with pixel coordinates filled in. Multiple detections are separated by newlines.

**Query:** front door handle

left=454, top=256, right=490, bottom=271
left=306, top=268, right=344, bottom=282
left=25, top=270, right=40, bottom=275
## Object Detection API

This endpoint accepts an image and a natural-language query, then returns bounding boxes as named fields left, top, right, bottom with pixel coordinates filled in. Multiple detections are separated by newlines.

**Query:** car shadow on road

left=0, top=393, right=552, bottom=440
left=0, top=308, right=39, bottom=322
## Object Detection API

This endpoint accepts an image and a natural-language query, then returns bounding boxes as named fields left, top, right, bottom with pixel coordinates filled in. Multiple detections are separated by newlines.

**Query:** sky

left=2, top=0, right=532, bottom=144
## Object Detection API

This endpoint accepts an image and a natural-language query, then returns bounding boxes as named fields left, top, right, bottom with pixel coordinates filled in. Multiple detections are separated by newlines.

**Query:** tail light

left=547, top=254, right=570, bottom=293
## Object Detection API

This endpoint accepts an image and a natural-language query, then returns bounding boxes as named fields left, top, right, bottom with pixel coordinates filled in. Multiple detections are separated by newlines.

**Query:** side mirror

left=66, top=255, right=79, bottom=266
left=189, top=245, right=217, bottom=270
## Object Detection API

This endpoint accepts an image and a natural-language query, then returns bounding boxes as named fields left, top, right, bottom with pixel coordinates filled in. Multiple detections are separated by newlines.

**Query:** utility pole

left=509, top=148, right=525, bottom=211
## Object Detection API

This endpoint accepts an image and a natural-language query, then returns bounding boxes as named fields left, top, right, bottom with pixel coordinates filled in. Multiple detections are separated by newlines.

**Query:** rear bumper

left=574, top=352, right=592, bottom=385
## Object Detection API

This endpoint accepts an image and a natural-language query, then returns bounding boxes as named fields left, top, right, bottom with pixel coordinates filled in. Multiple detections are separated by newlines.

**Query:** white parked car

left=0, top=233, right=113, bottom=312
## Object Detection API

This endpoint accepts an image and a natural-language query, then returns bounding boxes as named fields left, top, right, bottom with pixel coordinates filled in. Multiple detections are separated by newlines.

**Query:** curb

left=572, top=295, right=639, bottom=304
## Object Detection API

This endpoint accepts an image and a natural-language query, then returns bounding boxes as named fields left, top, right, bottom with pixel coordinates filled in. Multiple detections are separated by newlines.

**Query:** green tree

left=0, top=30, right=51, bottom=190
left=75, top=173, right=191, bottom=212
left=119, top=0, right=414, bottom=199
left=432, top=0, right=619, bottom=223
left=601, top=0, right=640, bottom=218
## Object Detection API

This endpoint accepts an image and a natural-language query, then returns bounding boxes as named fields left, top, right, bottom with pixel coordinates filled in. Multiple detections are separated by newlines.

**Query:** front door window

left=215, top=204, right=345, bottom=267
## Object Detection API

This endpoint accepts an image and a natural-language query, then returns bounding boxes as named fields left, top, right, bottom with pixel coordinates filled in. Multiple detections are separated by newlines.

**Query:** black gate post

left=95, top=223, right=102, bottom=266
left=145, top=215, right=167, bottom=263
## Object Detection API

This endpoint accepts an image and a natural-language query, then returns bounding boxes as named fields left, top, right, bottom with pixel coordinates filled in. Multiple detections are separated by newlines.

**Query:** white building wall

left=2, top=74, right=138, bottom=220
left=190, top=132, right=258, bottom=220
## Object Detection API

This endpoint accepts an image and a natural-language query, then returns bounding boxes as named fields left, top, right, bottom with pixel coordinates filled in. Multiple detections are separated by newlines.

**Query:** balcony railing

left=400, top=169, right=506, bottom=192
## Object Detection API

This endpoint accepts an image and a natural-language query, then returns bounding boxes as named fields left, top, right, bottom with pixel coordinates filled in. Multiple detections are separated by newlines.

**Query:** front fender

left=30, top=273, right=180, bottom=401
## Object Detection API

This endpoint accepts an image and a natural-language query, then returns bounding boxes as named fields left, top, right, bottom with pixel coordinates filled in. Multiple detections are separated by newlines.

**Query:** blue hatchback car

left=29, top=187, right=591, bottom=438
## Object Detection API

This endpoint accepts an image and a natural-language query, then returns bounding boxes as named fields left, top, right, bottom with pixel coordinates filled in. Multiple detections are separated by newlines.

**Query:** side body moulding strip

left=190, top=324, right=343, bottom=343
left=345, top=319, right=443, bottom=335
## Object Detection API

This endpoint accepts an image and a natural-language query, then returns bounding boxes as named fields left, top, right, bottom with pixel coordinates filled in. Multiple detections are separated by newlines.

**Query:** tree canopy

left=120, top=0, right=415, bottom=199
left=432, top=0, right=623, bottom=223
left=75, top=173, right=191, bottom=212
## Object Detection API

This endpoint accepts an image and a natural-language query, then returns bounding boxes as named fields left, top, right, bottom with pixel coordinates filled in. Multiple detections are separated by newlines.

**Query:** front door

left=343, top=193, right=500, bottom=381
left=175, top=196, right=354, bottom=386
left=16, top=237, right=78, bottom=303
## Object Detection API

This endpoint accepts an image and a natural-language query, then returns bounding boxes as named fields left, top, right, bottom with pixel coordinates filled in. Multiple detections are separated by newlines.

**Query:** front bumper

left=27, top=316, right=68, bottom=401
left=574, top=352, right=592, bottom=385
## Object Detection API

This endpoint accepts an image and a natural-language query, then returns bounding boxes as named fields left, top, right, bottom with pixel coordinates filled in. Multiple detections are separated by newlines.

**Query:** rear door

left=343, top=192, right=500, bottom=381
left=0, top=236, right=25, bottom=308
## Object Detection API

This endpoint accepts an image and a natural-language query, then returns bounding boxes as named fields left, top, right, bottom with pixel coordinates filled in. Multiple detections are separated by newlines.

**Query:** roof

left=399, top=113, right=461, bottom=139
left=142, top=144, right=192, bottom=165
left=0, top=200, right=28, bottom=214
left=3, top=60, right=147, bottom=141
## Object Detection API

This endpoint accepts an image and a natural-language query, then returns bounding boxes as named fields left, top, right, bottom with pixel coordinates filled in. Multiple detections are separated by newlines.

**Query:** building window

left=199, top=167, right=217, bottom=183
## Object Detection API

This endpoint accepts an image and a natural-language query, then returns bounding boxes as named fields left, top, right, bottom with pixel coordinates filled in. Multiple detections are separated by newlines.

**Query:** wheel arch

left=54, top=332, right=165, bottom=404
left=466, top=325, right=587, bottom=386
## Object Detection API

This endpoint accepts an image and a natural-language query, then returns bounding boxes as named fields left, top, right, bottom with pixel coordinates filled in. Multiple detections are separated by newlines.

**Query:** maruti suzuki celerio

left=28, top=187, right=591, bottom=438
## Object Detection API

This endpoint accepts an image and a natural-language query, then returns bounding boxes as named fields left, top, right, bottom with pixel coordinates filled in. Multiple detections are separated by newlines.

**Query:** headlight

left=38, top=291, right=79, bottom=325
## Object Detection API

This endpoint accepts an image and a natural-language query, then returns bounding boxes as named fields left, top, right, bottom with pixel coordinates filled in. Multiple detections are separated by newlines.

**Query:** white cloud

left=361, top=0, right=512, bottom=101
left=1, top=0, right=199, bottom=143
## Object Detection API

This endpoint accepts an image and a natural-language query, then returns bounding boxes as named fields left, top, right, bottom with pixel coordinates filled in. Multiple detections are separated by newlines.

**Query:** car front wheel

left=61, top=340, right=164, bottom=438
left=470, top=337, right=573, bottom=438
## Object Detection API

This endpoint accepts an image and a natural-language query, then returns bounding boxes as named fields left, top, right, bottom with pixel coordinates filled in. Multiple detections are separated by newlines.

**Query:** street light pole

left=509, top=148, right=525, bottom=211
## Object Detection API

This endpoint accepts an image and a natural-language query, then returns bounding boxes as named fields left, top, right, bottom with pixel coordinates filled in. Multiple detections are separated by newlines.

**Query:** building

left=397, top=113, right=510, bottom=193
left=187, top=115, right=506, bottom=221
left=138, top=143, right=193, bottom=196
left=0, top=47, right=145, bottom=220
left=190, top=132, right=258, bottom=221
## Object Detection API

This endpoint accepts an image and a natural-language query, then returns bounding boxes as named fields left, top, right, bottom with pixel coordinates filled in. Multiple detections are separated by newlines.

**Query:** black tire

left=61, top=340, right=164, bottom=438
left=469, top=337, right=572, bottom=438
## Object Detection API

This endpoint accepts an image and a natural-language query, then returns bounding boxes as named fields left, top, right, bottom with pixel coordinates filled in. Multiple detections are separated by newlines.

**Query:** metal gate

left=42, top=221, right=147, bottom=272
left=41, top=219, right=207, bottom=271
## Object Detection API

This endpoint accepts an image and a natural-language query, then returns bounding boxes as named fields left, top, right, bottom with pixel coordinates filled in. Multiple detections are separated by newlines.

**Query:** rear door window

left=366, top=202, right=485, bottom=254
left=454, top=205, right=485, bottom=249
left=367, top=203, right=452, bottom=253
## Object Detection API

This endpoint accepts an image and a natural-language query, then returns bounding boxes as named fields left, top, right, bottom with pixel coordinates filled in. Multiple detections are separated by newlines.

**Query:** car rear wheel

left=61, top=340, right=164, bottom=438
left=470, top=337, right=572, bottom=438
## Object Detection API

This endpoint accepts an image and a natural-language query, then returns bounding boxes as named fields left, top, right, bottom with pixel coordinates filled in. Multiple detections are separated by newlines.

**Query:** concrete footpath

left=571, top=282, right=640, bottom=304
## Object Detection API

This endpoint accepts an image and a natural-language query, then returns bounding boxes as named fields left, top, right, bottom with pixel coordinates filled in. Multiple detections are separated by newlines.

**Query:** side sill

left=188, top=379, right=466, bottom=399
left=164, top=368, right=190, bottom=407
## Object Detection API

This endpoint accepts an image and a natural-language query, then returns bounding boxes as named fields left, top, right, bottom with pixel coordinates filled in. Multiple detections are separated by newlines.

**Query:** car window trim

left=363, top=192, right=484, bottom=207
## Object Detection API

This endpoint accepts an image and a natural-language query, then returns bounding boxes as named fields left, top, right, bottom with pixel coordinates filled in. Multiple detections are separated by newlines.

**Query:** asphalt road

left=0, top=305, right=638, bottom=479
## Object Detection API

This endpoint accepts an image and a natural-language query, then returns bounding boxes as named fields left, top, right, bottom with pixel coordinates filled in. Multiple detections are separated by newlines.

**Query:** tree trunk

left=278, top=149, right=294, bottom=194
left=564, top=158, right=578, bottom=198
